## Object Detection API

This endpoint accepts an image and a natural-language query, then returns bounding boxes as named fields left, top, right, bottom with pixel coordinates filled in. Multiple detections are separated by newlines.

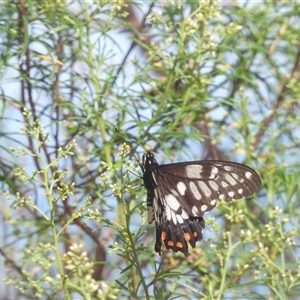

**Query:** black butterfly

left=142, top=151, right=261, bottom=256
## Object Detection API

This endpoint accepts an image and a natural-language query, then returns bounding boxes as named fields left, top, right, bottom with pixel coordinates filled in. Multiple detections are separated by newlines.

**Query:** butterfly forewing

left=160, top=160, right=261, bottom=216
left=142, top=151, right=261, bottom=256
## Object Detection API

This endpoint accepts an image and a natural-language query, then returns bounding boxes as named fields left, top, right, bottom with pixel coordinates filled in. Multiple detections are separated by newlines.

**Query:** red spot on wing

left=176, top=242, right=183, bottom=249
left=184, top=232, right=191, bottom=240
left=167, top=241, right=174, bottom=247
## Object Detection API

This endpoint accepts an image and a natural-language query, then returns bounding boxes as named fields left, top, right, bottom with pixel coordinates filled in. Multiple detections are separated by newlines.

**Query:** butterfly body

left=142, top=151, right=261, bottom=256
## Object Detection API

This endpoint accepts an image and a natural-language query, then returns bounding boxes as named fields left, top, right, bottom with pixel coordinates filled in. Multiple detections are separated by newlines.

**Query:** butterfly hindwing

left=142, top=151, right=261, bottom=256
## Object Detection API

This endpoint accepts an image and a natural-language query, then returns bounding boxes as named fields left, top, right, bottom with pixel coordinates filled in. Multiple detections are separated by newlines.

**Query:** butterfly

left=142, top=151, right=261, bottom=256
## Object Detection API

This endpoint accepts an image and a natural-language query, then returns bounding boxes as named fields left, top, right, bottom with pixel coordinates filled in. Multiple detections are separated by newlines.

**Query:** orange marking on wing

left=176, top=242, right=183, bottom=249
left=184, top=233, right=191, bottom=240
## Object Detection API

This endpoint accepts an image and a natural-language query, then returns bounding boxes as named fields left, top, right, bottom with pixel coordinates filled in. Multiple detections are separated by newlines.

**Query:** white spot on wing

left=224, top=174, right=237, bottom=186
left=165, top=194, right=181, bottom=211
left=185, top=165, right=203, bottom=179
left=171, top=211, right=177, bottom=224
left=209, top=166, right=219, bottom=179
left=166, top=206, right=171, bottom=221
left=189, top=181, right=201, bottom=200
left=224, top=166, right=232, bottom=171
left=176, top=214, right=184, bottom=223
left=177, top=182, right=187, bottom=195
left=171, top=189, right=179, bottom=196
left=219, top=194, right=225, bottom=200
left=228, top=191, right=235, bottom=198
left=197, top=181, right=212, bottom=197
left=181, top=209, right=189, bottom=219
left=192, top=205, right=199, bottom=216
left=231, top=173, right=240, bottom=180
left=238, top=188, right=243, bottom=194
left=201, top=205, right=208, bottom=212
left=210, top=199, right=216, bottom=206
left=208, top=180, right=219, bottom=191
left=221, top=181, right=229, bottom=188
left=211, top=166, right=219, bottom=174
left=245, top=171, right=252, bottom=179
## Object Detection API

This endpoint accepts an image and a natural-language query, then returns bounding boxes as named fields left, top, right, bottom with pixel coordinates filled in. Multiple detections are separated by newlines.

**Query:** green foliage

left=0, top=1, right=300, bottom=299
